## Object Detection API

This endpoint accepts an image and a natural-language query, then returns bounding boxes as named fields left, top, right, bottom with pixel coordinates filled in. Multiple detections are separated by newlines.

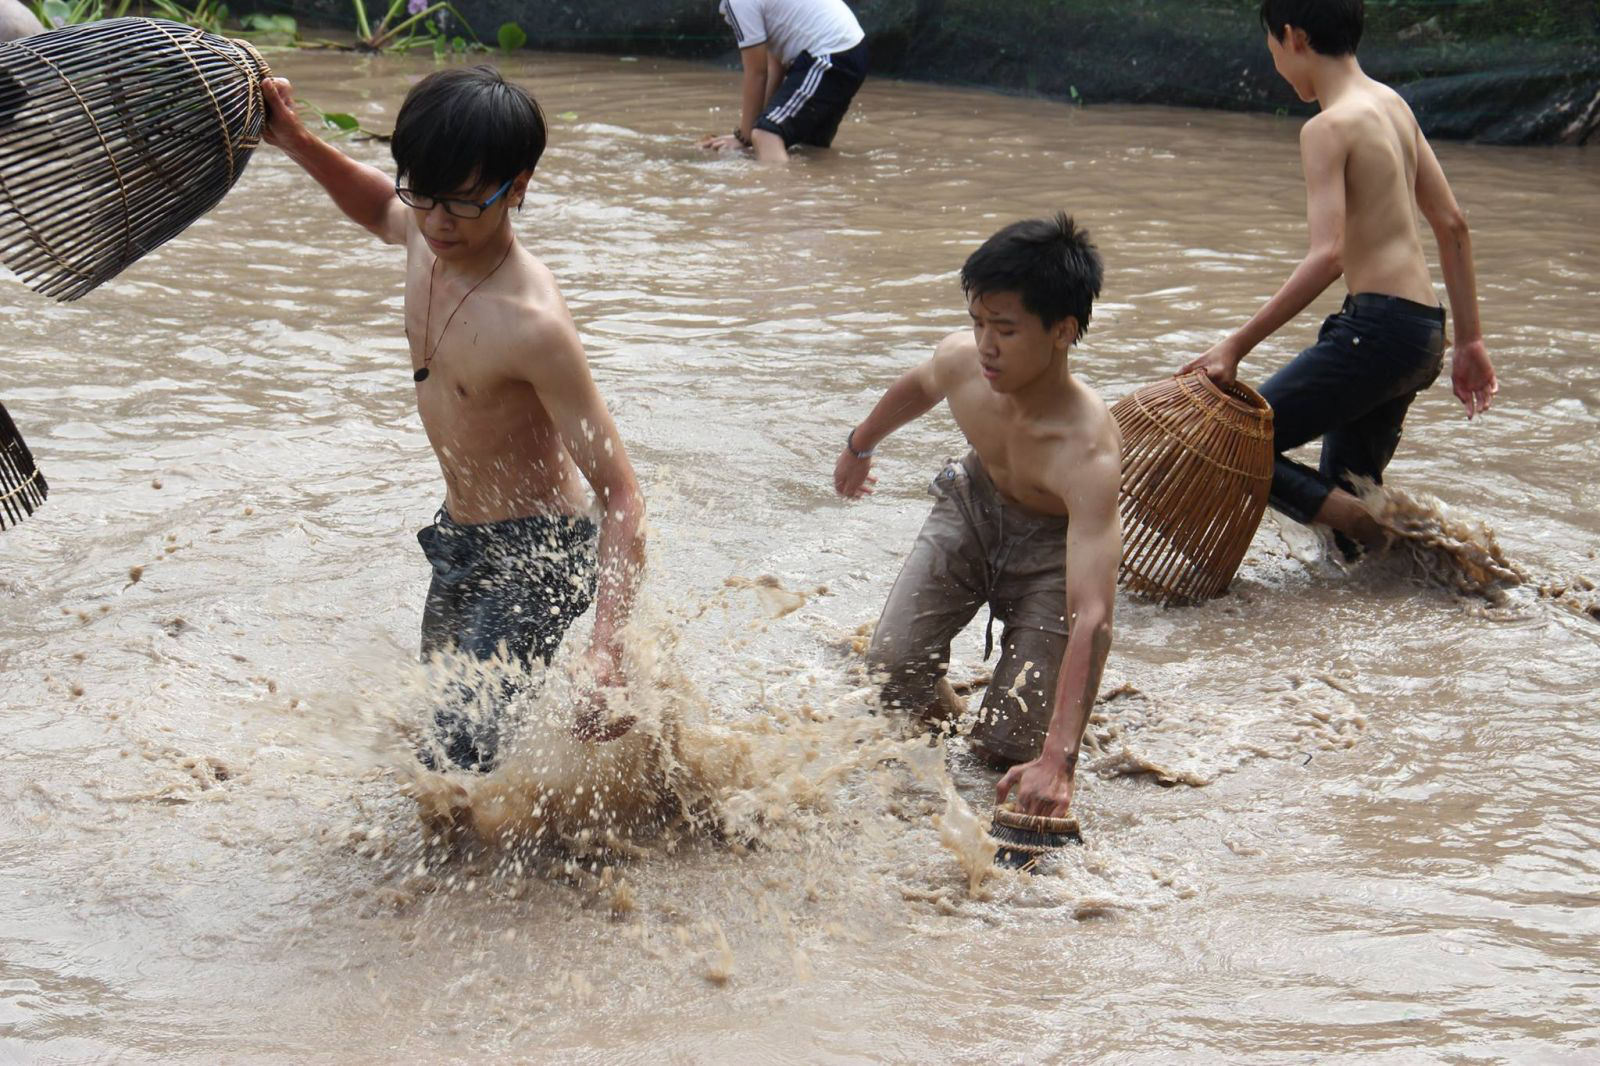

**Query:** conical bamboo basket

left=0, top=399, right=46, bottom=529
left=0, top=17, right=269, bottom=301
left=1111, top=371, right=1274, bottom=605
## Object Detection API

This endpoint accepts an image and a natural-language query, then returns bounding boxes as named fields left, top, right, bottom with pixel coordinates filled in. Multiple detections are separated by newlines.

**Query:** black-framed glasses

left=394, top=177, right=515, bottom=219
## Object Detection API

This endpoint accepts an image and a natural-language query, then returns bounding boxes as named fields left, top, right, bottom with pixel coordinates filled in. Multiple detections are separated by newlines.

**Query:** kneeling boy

left=834, top=215, right=1121, bottom=816
left=701, top=0, right=868, bottom=162
left=262, top=67, right=647, bottom=770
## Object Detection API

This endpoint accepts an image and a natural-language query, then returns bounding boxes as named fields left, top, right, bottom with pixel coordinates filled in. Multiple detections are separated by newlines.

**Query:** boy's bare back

left=1309, top=79, right=1437, bottom=307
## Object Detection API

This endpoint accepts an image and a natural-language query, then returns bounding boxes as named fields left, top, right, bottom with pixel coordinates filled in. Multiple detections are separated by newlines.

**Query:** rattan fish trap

left=0, top=399, right=47, bottom=529
left=0, top=17, right=269, bottom=301
left=1112, top=371, right=1274, bottom=605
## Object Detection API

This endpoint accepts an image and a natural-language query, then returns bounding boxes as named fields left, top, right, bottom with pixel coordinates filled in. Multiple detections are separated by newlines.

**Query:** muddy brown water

left=2, top=51, right=1598, bottom=1064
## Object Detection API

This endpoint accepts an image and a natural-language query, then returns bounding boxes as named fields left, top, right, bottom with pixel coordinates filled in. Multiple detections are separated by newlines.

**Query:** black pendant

left=413, top=367, right=429, bottom=383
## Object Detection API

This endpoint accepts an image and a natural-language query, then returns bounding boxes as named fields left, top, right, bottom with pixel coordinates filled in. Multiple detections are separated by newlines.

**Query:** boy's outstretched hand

left=1451, top=338, right=1497, bottom=419
left=833, top=447, right=876, bottom=498
left=571, top=645, right=635, bottom=743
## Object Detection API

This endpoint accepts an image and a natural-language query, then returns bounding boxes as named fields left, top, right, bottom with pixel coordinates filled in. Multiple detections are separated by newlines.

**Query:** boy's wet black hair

left=1259, top=0, right=1364, bottom=56
left=391, top=65, right=546, bottom=196
left=960, top=212, right=1103, bottom=339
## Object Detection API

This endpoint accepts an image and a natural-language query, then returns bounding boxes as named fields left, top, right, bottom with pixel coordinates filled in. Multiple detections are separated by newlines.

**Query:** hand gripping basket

left=1111, top=371, right=1275, bottom=605
left=0, top=17, right=269, bottom=301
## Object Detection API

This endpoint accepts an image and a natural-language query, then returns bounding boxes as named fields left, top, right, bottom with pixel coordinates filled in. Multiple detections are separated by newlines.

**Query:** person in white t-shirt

left=700, top=0, right=869, bottom=162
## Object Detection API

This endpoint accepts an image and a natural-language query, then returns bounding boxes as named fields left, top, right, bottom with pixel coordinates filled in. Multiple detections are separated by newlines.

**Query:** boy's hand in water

left=700, top=133, right=745, bottom=152
left=572, top=646, right=636, bottom=743
left=1451, top=338, right=1497, bottom=420
left=260, top=77, right=308, bottom=150
left=994, top=751, right=1075, bottom=818
left=1180, top=340, right=1243, bottom=387
left=833, top=449, right=877, bottom=499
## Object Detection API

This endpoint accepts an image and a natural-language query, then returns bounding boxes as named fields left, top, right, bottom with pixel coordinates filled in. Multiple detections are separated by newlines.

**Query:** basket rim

left=993, top=806, right=1080, bottom=834
left=1181, top=368, right=1271, bottom=417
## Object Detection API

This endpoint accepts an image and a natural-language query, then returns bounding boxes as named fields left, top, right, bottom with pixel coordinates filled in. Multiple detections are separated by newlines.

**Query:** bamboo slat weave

left=0, top=399, right=47, bottom=529
left=1111, top=371, right=1274, bottom=605
left=0, top=17, right=268, bottom=301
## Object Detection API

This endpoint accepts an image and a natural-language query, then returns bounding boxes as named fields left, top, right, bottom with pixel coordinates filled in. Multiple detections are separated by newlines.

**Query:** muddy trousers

left=416, top=508, right=597, bottom=772
left=866, top=454, right=1070, bottom=768
left=1260, top=292, right=1446, bottom=526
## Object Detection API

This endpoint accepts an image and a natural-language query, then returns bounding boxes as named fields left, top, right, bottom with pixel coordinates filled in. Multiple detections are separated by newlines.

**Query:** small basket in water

left=1112, top=371, right=1274, bottom=605
left=990, top=806, right=1083, bottom=870
left=0, top=17, right=269, bottom=301
left=0, top=399, right=47, bottom=529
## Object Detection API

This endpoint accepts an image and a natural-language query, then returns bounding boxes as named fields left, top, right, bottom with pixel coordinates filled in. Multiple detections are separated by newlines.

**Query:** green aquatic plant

left=348, top=0, right=493, bottom=54
left=30, top=0, right=132, bottom=29
left=305, top=100, right=389, bottom=142
left=147, top=0, right=229, bottom=33
left=497, top=21, right=526, bottom=52
left=237, top=12, right=297, bottom=44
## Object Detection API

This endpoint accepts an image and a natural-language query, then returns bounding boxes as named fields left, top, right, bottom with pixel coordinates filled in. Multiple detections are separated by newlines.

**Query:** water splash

left=1356, top=481, right=1526, bottom=599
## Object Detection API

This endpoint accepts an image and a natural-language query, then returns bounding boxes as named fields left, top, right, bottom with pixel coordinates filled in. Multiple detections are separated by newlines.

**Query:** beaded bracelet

left=846, top=428, right=875, bottom=459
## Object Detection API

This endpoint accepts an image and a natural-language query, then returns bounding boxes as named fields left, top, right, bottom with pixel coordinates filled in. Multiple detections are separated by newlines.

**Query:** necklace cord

left=417, top=239, right=516, bottom=382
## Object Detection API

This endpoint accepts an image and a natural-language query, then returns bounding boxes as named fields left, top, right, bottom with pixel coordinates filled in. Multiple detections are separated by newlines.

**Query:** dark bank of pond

left=259, top=0, right=1598, bottom=146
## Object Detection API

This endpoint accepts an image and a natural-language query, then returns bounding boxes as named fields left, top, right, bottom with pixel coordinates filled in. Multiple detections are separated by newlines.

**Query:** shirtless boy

left=1184, top=0, right=1497, bottom=553
left=261, top=67, right=646, bottom=770
left=835, top=215, right=1121, bottom=817
left=699, top=0, right=868, bottom=162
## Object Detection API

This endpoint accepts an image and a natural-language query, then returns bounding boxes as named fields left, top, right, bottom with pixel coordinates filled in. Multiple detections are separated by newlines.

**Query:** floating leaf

left=556, top=110, right=578, bottom=122
left=497, top=22, right=526, bottom=51
left=242, top=13, right=296, bottom=34
left=321, top=111, right=360, bottom=131
left=41, top=0, right=71, bottom=28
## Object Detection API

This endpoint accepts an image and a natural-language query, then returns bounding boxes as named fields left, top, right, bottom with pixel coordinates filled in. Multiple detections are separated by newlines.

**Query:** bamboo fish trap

left=0, top=399, right=47, bottom=529
left=0, top=17, right=269, bottom=301
left=1112, top=371, right=1274, bottom=605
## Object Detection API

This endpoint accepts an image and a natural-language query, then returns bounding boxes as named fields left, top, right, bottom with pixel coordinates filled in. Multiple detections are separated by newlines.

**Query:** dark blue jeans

left=1259, top=293, right=1446, bottom=525
left=416, top=508, right=597, bottom=771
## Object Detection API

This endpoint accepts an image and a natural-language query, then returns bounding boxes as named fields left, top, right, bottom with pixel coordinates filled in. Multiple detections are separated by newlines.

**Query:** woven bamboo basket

left=990, top=806, right=1082, bottom=870
left=0, top=399, right=46, bottom=529
left=1111, top=371, right=1274, bottom=605
left=0, top=17, right=269, bottom=301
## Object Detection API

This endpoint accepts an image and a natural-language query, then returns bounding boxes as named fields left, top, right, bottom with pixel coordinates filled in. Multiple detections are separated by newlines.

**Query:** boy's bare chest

left=947, top=396, right=1071, bottom=516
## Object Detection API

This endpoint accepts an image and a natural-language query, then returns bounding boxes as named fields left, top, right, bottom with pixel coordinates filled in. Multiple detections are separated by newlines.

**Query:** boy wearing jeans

left=700, top=0, right=868, bottom=162
left=1184, top=0, right=1498, bottom=552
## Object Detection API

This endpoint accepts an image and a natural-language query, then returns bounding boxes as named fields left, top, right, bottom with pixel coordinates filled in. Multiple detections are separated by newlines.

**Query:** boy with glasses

left=262, top=66, right=646, bottom=770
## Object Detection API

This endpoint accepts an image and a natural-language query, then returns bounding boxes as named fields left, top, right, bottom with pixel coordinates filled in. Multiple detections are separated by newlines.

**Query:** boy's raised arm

left=261, top=78, right=409, bottom=247
left=1184, top=119, right=1348, bottom=384
left=996, top=441, right=1120, bottom=816
left=833, top=337, right=953, bottom=498
left=1414, top=133, right=1497, bottom=418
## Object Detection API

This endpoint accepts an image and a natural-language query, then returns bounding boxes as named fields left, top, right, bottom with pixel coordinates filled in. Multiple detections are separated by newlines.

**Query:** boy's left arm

left=995, top=442, right=1121, bottom=817
left=1415, top=131, right=1497, bottom=418
left=523, top=314, right=647, bottom=737
left=702, top=42, right=773, bottom=150
left=1184, top=119, right=1349, bottom=385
